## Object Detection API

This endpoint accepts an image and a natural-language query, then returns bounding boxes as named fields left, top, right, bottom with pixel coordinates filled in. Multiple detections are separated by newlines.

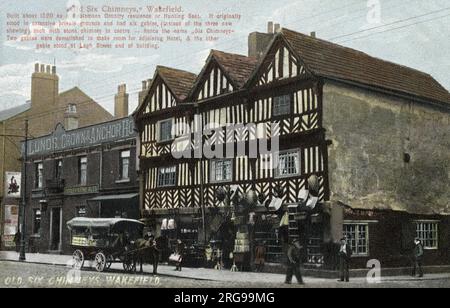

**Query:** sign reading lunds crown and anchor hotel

left=24, top=117, right=135, bottom=157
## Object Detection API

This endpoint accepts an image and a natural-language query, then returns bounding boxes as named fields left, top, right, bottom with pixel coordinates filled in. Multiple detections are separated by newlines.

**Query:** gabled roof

left=210, top=50, right=258, bottom=88
left=0, top=102, right=31, bottom=122
left=278, top=28, right=450, bottom=105
left=133, top=66, right=197, bottom=117
left=157, top=66, right=197, bottom=101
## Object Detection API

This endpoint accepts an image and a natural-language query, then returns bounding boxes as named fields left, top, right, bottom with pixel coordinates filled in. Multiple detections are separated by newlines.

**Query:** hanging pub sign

left=4, top=172, right=21, bottom=199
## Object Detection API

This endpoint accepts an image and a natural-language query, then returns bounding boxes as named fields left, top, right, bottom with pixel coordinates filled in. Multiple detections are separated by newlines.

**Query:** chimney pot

left=310, top=31, right=316, bottom=38
left=35, top=63, right=39, bottom=73
left=52, top=66, right=56, bottom=74
left=46, top=65, right=51, bottom=74
left=268, top=21, right=274, bottom=34
left=40, top=64, right=45, bottom=73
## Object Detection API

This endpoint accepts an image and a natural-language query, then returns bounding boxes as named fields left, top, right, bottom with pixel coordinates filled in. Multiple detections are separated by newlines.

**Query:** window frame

left=67, top=104, right=77, bottom=114
left=272, top=94, right=292, bottom=117
left=78, top=156, right=88, bottom=186
left=275, top=150, right=301, bottom=178
left=35, top=162, right=44, bottom=189
left=343, top=222, right=370, bottom=257
left=55, top=159, right=63, bottom=179
left=119, top=150, right=131, bottom=180
left=414, top=220, right=439, bottom=250
left=157, top=166, right=177, bottom=188
left=158, top=118, right=174, bottom=143
left=210, top=159, right=233, bottom=183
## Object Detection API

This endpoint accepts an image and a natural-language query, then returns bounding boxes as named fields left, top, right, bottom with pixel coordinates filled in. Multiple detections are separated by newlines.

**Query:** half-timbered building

left=134, top=24, right=450, bottom=270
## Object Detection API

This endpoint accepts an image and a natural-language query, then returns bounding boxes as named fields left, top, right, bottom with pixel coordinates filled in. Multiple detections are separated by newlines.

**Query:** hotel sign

left=24, top=117, right=136, bottom=156
left=64, top=185, right=99, bottom=196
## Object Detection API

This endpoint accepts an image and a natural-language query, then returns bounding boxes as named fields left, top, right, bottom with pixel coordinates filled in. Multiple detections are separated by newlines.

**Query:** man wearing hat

left=285, top=239, right=304, bottom=285
left=338, top=237, right=352, bottom=282
left=412, top=238, right=424, bottom=278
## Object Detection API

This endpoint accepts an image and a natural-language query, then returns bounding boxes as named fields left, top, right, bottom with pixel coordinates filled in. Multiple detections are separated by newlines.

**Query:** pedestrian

left=412, top=238, right=424, bottom=278
left=285, top=239, right=304, bottom=285
left=13, top=229, right=21, bottom=253
left=174, top=239, right=185, bottom=271
left=338, top=237, right=352, bottom=282
left=254, top=241, right=266, bottom=272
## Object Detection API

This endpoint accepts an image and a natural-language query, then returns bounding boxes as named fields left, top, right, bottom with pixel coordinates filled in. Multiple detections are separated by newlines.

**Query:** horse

left=131, top=236, right=168, bottom=274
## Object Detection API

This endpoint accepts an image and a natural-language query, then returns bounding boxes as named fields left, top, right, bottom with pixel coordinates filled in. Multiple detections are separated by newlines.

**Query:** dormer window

left=67, top=104, right=77, bottom=114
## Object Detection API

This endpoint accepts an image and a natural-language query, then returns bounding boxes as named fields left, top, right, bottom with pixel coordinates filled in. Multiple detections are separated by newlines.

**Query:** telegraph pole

left=19, top=119, right=28, bottom=262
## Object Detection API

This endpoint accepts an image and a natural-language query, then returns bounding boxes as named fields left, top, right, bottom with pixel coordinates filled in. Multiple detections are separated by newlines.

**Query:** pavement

left=1, top=251, right=450, bottom=287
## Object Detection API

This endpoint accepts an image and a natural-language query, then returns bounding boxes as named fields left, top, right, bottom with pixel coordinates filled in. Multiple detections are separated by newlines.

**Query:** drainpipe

left=98, top=144, right=104, bottom=218
left=0, top=124, right=5, bottom=250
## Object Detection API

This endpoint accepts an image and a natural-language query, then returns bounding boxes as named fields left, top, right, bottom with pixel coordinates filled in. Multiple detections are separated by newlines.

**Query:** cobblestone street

left=1, top=260, right=449, bottom=288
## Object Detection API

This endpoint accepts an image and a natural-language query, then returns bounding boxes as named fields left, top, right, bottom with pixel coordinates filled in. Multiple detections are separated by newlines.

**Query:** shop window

left=273, top=94, right=291, bottom=117
left=120, top=150, right=130, bottom=180
left=276, top=150, right=300, bottom=177
left=211, top=159, right=232, bottom=183
left=159, top=119, right=173, bottom=142
left=32, top=209, right=42, bottom=234
left=343, top=223, right=369, bottom=256
left=415, top=221, right=438, bottom=249
left=157, top=166, right=177, bottom=187
left=35, top=162, right=43, bottom=189
left=78, top=156, right=87, bottom=185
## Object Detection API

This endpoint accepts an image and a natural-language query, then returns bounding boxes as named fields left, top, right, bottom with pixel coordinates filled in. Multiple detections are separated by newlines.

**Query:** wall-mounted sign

left=64, top=185, right=99, bottom=196
left=4, top=172, right=21, bottom=199
left=3, top=204, right=19, bottom=248
left=24, top=117, right=136, bottom=157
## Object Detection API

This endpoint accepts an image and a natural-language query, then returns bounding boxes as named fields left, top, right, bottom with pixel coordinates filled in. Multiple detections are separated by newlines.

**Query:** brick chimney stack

left=114, top=84, right=129, bottom=118
left=248, top=22, right=278, bottom=59
left=138, top=79, right=152, bottom=106
left=31, top=62, right=59, bottom=111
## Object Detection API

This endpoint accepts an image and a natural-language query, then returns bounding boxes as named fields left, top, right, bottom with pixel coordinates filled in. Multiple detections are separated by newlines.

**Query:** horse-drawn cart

left=67, top=218, right=145, bottom=273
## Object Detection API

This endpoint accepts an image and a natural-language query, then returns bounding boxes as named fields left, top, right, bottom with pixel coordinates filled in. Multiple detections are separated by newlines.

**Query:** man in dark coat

left=13, top=230, right=21, bottom=253
left=285, top=239, right=304, bottom=285
left=338, top=237, right=352, bottom=282
left=412, top=238, right=424, bottom=278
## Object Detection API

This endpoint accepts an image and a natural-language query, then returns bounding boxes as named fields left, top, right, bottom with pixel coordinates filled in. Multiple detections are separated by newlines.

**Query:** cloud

left=0, top=62, right=34, bottom=104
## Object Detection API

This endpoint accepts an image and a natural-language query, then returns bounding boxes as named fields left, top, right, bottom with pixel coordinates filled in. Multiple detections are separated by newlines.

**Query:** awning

left=88, top=193, right=139, bottom=202
left=67, top=217, right=144, bottom=229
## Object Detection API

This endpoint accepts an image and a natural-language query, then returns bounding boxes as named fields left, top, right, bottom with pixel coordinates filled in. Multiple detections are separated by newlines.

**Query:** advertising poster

left=4, top=172, right=21, bottom=199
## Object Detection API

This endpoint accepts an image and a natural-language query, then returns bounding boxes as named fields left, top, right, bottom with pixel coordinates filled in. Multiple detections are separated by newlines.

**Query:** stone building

left=22, top=115, right=138, bottom=254
left=0, top=63, right=113, bottom=249
left=134, top=23, right=450, bottom=270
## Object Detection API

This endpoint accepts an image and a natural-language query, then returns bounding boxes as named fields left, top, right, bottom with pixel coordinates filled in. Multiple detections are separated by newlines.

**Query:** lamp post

left=19, top=119, right=28, bottom=262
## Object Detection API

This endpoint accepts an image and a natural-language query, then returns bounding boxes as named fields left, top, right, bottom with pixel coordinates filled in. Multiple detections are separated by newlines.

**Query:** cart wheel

left=72, top=250, right=84, bottom=270
left=123, top=256, right=135, bottom=273
left=106, top=255, right=114, bottom=270
left=94, top=252, right=107, bottom=272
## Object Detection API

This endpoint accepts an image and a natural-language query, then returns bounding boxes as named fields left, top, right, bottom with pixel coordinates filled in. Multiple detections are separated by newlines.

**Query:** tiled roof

left=281, top=28, right=450, bottom=105
left=157, top=66, right=197, bottom=101
left=211, top=50, right=258, bottom=88
left=0, top=102, right=31, bottom=122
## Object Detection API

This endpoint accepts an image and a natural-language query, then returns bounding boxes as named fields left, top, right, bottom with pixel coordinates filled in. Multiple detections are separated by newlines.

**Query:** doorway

left=50, top=208, right=62, bottom=251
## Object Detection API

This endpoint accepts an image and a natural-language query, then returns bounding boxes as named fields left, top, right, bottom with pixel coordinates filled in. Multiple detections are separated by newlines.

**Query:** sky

left=0, top=0, right=449, bottom=115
